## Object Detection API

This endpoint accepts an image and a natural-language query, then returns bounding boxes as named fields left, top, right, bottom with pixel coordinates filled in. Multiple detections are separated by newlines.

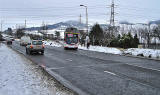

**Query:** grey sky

left=0, top=0, right=160, bottom=30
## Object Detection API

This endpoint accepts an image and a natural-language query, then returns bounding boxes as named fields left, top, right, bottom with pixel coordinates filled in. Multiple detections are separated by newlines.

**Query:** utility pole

left=86, top=7, right=88, bottom=34
left=79, top=14, right=82, bottom=24
left=148, top=24, right=151, bottom=48
left=80, top=5, right=88, bottom=35
left=1, top=20, right=2, bottom=32
left=25, top=20, right=27, bottom=29
left=110, top=0, right=115, bottom=27
left=109, top=0, right=117, bottom=36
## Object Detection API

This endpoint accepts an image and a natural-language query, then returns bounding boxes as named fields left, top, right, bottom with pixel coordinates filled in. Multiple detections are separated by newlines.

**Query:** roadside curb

left=122, top=54, right=160, bottom=61
left=45, top=68, right=89, bottom=95
left=78, top=48, right=160, bottom=61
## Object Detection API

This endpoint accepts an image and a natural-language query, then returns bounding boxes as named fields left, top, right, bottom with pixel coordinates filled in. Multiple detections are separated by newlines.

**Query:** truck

left=20, top=36, right=31, bottom=46
left=64, top=27, right=80, bottom=50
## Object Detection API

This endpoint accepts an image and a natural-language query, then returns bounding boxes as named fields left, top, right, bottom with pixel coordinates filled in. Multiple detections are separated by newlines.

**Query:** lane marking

left=66, top=59, right=73, bottom=62
left=104, top=71, right=116, bottom=76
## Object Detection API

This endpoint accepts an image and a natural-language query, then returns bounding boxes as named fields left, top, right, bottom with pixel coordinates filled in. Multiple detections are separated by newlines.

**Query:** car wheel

left=74, top=48, right=78, bottom=50
left=41, top=51, right=44, bottom=55
left=64, top=47, right=68, bottom=50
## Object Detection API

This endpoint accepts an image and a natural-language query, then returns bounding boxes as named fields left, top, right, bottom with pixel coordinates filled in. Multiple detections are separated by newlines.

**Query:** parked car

left=26, top=40, right=45, bottom=55
left=20, top=36, right=31, bottom=46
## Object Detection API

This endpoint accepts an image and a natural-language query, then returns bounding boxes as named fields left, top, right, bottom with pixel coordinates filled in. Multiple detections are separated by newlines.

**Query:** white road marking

left=104, top=71, right=116, bottom=75
left=66, top=59, right=73, bottom=62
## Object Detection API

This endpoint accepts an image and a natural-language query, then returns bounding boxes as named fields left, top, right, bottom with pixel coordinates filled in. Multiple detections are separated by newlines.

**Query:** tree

left=55, top=31, right=60, bottom=39
left=6, top=28, right=13, bottom=35
left=110, top=34, right=121, bottom=47
left=133, top=34, right=139, bottom=48
left=89, top=23, right=104, bottom=45
left=110, top=32, right=139, bottom=49
left=0, top=32, right=3, bottom=41
left=16, top=28, right=25, bottom=39
left=153, top=25, right=160, bottom=40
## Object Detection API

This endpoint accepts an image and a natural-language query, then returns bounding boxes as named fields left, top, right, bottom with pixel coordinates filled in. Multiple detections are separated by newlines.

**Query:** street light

left=80, top=5, right=88, bottom=35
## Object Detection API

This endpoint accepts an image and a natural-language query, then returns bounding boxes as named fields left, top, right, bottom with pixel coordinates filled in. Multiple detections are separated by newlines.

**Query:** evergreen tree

left=7, top=28, right=13, bottom=35
left=55, top=31, right=60, bottom=39
left=133, top=34, right=139, bottom=48
left=0, top=32, right=3, bottom=41
left=89, top=23, right=104, bottom=45
left=16, top=28, right=25, bottom=39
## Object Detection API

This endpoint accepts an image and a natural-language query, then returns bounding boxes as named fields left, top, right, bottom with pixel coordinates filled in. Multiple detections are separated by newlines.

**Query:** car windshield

left=32, top=41, right=43, bottom=45
left=66, top=37, right=78, bottom=44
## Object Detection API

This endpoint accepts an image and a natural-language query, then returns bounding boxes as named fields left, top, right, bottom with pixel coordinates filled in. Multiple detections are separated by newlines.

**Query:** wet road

left=10, top=41, right=160, bottom=95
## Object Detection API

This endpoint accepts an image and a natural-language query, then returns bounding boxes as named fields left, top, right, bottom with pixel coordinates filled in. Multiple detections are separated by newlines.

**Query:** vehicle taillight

left=30, top=45, right=33, bottom=48
left=42, top=44, right=45, bottom=48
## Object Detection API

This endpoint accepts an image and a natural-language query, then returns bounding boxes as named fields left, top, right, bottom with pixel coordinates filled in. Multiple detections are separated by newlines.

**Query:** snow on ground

left=79, top=45, right=123, bottom=55
left=0, top=43, right=74, bottom=95
left=43, top=40, right=62, bottom=47
left=124, top=48, right=160, bottom=58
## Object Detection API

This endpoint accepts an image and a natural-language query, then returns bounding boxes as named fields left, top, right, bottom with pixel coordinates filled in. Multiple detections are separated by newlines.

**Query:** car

left=26, top=40, right=45, bottom=55
left=6, top=38, right=12, bottom=45
left=9, top=37, right=15, bottom=41
left=20, top=36, right=31, bottom=46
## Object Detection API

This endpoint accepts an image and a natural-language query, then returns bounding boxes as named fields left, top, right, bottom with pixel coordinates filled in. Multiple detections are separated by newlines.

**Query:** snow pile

left=0, top=44, right=73, bottom=95
left=124, top=48, right=160, bottom=58
left=15, top=39, right=20, bottom=41
left=43, top=40, right=62, bottom=47
left=79, top=45, right=123, bottom=55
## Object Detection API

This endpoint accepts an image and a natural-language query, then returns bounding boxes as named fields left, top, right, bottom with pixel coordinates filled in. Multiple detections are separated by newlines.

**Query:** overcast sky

left=0, top=0, right=160, bottom=30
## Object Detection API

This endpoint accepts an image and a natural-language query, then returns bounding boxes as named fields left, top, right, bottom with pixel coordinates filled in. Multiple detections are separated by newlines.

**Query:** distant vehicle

left=9, top=37, right=15, bottom=41
left=6, top=38, right=12, bottom=45
left=64, top=27, right=79, bottom=50
left=20, top=36, right=31, bottom=46
left=26, top=40, right=45, bottom=55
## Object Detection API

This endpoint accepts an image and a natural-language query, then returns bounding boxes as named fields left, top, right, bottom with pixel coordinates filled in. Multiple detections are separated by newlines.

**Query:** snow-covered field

left=0, top=43, right=74, bottom=95
left=124, top=48, right=160, bottom=59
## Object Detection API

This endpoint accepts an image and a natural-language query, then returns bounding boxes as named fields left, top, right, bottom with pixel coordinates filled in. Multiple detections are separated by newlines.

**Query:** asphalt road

left=10, top=41, right=160, bottom=95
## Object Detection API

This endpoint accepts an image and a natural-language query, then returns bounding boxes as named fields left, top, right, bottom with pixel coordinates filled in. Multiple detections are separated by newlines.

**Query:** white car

left=20, top=36, right=31, bottom=46
left=26, top=40, right=45, bottom=55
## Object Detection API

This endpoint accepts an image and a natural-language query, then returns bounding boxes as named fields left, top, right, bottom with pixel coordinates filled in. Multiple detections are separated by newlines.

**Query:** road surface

left=10, top=41, right=160, bottom=95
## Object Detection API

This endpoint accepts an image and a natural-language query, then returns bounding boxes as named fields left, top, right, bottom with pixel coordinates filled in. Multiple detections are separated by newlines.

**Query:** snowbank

left=43, top=40, right=62, bottom=47
left=79, top=45, right=123, bottom=55
left=124, top=48, right=160, bottom=58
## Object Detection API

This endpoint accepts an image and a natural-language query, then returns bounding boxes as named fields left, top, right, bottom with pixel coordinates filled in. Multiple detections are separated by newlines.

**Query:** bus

left=64, top=27, right=79, bottom=50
